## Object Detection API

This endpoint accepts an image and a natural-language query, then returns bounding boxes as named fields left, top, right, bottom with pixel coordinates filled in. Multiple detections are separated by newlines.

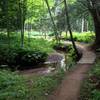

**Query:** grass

left=0, top=70, right=28, bottom=100
left=0, top=52, right=76, bottom=100
left=61, top=32, right=95, bottom=43
left=0, top=69, right=65, bottom=100
left=0, top=32, right=63, bottom=100
left=25, top=31, right=52, bottom=36
left=80, top=59, right=100, bottom=100
left=0, top=32, right=54, bottom=53
left=0, top=31, right=95, bottom=54
left=0, top=31, right=78, bottom=100
left=0, top=53, right=77, bottom=100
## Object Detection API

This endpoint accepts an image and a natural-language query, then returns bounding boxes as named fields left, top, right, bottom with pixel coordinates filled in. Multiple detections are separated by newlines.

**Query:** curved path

left=48, top=41, right=96, bottom=100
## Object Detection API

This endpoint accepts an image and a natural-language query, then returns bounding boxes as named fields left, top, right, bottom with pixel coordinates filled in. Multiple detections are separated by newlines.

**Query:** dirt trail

left=48, top=42, right=96, bottom=100
left=48, top=64, right=92, bottom=100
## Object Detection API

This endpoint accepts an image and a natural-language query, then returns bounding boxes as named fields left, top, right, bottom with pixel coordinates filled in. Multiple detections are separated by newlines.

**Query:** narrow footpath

left=48, top=42, right=96, bottom=100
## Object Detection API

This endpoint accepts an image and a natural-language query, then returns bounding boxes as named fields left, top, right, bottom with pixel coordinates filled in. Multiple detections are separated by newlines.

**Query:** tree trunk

left=44, top=0, right=59, bottom=43
left=19, top=1, right=24, bottom=48
left=91, top=10, right=100, bottom=49
left=21, top=19, right=24, bottom=48
left=64, top=0, right=80, bottom=59
left=81, top=18, right=84, bottom=33
left=7, top=28, right=10, bottom=47
left=28, top=23, right=31, bottom=46
left=6, top=0, right=10, bottom=47
left=86, top=21, right=89, bottom=32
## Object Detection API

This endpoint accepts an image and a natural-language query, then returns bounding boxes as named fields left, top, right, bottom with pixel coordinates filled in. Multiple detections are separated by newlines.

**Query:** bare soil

left=20, top=41, right=96, bottom=100
left=48, top=64, right=92, bottom=100
left=47, top=42, right=96, bottom=100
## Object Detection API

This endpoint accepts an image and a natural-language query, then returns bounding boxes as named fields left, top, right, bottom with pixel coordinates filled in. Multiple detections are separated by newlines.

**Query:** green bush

left=67, top=46, right=77, bottom=61
left=53, top=43, right=82, bottom=62
left=53, top=43, right=71, bottom=52
left=0, top=33, right=54, bottom=53
left=0, top=47, right=48, bottom=70
left=67, top=45, right=82, bottom=61
left=62, top=32, right=95, bottom=43
left=16, top=49, right=48, bottom=70
left=80, top=60, right=100, bottom=100
left=0, top=68, right=65, bottom=100
left=0, top=70, right=29, bottom=100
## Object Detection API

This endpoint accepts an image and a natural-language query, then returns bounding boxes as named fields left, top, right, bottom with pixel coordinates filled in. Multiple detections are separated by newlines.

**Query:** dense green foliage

left=80, top=59, right=100, bottom=100
left=0, top=33, right=55, bottom=70
left=53, top=43, right=71, bottom=52
left=0, top=0, right=99, bottom=99
left=0, top=33, right=54, bottom=53
left=62, top=32, right=95, bottom=43
left=0, top=69, right=64, bottom=100
left=0, top=47, right=47, bottom=70
left=0, top=0, right=27, bottom=30
left=0, top=70, right=28, bottom=100
left=53, top=43, right=81, bottom=68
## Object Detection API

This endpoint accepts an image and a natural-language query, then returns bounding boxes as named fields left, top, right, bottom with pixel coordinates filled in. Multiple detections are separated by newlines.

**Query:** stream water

left=20, top=52, right=67, bottom=76
left=45, top=52, right=66, bottom=71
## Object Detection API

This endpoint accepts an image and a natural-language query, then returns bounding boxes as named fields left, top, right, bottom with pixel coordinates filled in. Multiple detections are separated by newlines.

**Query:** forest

left=0, top=0, right=100, bottom=100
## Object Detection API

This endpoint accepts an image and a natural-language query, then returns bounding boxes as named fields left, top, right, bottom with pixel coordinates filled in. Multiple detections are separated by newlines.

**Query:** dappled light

left=0, top=0, right=100, bottom=100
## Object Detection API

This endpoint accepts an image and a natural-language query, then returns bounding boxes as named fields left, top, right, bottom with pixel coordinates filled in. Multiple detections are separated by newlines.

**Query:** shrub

left=53, top=43, right=82, bottom=61
left=53, top=43, right=74, bottom=52
left=0, top=70, right=29, bottom=100
left=67, top=45, right=82, bottom=63
left=62, top=32, right=95, bottom=43
left=0, top=68, right=65, bottom=100
left=80, top=60, right=100, bottom=100
left=0, top=47, right=48, bottom=70
left=67, top=46, right=76, bottom=61
left=53, top=43, right=70, bottom=52
left=16, top=49, right=48, bottom=70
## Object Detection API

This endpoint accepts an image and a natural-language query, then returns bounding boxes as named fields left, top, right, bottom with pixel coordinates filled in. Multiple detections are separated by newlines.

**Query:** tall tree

left=44, top=0, right=59, bottom=43
left=77, top=0, right=100, bottom=48
left=19, top=0, right=27, bottom=48
left=64, top=0, right=80, bottom=58
left=0, top=0, right=27, bottom=47
left=5, top=0, right=10, bottom=46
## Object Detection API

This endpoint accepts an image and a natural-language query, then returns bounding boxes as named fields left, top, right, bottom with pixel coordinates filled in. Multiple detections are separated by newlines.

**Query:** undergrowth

left=62, top=32, right=95, bottom=43
left=0, top=69, right=65, bottom=100
left=80, top=59, right=100, bottom=100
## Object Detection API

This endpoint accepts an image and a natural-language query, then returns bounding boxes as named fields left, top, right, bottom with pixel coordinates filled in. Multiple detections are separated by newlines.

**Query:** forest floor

left=48, top=42, right=96, bottom=100
left=20, top=41, right=96, bottom=100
